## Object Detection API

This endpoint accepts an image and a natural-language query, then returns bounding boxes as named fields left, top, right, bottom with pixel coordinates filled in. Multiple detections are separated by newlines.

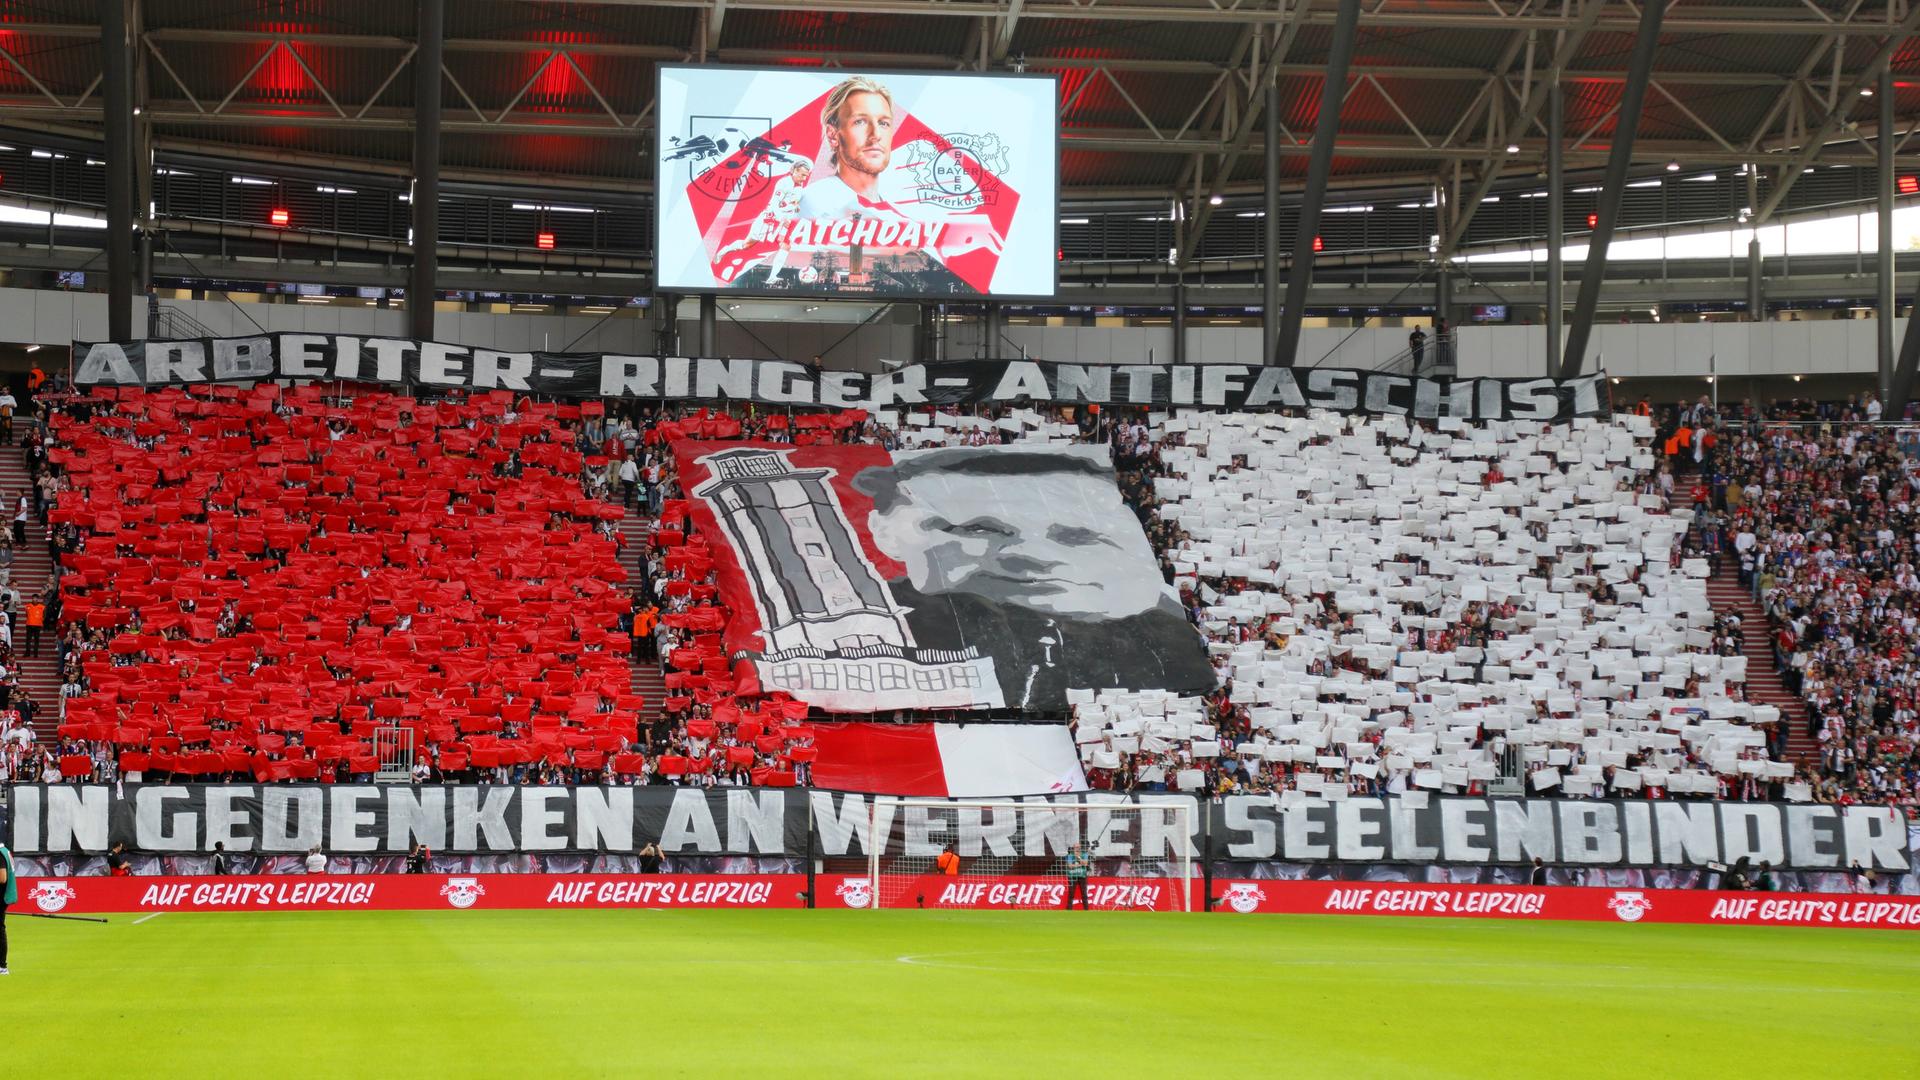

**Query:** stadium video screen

left=654, top=65, right=1059, bottom=300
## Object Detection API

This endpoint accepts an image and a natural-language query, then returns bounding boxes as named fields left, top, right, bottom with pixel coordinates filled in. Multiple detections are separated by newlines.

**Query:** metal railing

left=374, top=724, right=415, bottom=783
left=149, top=302, right=222, bottom=340
left=1368, top=331, right=1457, bottom=375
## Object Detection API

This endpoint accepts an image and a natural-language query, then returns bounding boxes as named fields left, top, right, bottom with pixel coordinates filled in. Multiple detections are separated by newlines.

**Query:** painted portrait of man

left=852, top=445, right=1214, bottom=711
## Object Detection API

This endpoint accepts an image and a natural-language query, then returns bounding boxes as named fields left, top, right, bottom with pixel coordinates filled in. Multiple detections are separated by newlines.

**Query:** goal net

left=865, top=798, right=1194, bottom=911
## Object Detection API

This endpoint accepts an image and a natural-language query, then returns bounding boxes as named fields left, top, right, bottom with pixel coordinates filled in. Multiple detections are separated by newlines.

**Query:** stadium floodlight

left=865, top=798, right=1194, bottom=912
left=1665, top=160, right=1680, bottom=171
left=1505, top=143, right=1520, bottom=154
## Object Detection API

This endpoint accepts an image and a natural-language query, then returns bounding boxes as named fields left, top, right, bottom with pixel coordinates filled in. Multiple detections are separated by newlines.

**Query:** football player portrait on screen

left=797, top=77, right=904, bottom=222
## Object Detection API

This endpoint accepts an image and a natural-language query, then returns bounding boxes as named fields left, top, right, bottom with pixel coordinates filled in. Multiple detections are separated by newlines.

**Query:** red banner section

left=17, top=874, right=809, bottom=914
left=1208, top=880, right=1920, bottom=930
left=808, top=722, right=949, bottom=796
left=19, top=873, right=1916, bottom=928
left=816, top=874, right=1199, bottom=912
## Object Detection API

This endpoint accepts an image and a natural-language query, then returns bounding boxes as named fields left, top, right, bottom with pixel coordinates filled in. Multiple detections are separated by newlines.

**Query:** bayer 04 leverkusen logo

left=905, top=132, right=1011, bottom=212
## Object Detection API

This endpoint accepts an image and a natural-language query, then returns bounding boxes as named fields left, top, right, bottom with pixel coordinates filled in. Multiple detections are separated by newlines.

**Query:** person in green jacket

left=1064, top=843, right=1092, bottom=911
left=0, top=841, right=15, bottom=975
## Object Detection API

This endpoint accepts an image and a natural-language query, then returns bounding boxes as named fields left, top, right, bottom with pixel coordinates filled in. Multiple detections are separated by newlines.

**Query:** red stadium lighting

left=536, top=231, right=556, bottom=250
left=1312, top=235, right=1324, bottom=253
left=269, top=207, right=290, bottom=227
left=1586, top=212, right=1598, bottom=228
left=1899, top=175, right=1919, bottom=195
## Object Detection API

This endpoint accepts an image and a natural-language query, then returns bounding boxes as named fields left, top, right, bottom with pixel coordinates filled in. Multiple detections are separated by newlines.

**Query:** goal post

left=865, top=798, right=1195, bottom=912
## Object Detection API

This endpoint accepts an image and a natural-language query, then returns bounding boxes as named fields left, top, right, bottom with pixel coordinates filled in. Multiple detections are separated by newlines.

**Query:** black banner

left=14, top=787, right=1901, bottom=871
left=72, top=335, right=1610, bottom=420
left=7, top=784, right=805, bottom=857
left=1202, top=795, right=1911, bottom=872
left=810, top=792, right=1911, bottom=872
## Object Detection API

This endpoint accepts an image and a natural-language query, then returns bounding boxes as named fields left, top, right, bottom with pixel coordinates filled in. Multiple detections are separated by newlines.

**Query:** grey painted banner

left=72, top=336, right=1610, bottom=420
left=7, top=784, right=805, bottom=857
left=11, top=786, right=1904, bottom=872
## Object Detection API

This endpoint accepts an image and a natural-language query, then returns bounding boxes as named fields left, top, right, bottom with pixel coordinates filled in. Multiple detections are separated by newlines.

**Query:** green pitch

left=12, top=909, right=1919, bottom=1078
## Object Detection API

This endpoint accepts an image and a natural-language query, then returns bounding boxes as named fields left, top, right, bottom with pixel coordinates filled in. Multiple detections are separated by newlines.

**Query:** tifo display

left=4, top=376, right=1914, bottom=918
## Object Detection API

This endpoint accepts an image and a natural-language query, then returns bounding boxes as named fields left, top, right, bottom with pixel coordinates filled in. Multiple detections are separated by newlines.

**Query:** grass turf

left=8, top=908, right=1918, bottom=1078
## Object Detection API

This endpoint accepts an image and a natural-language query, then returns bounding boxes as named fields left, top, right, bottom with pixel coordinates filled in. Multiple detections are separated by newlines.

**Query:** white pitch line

left=131, top=912, right=165, bottom=925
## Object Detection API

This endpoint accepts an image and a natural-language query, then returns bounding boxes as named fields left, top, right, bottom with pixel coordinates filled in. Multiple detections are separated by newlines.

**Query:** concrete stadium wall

left=1463, top=322, right=1910, bottom=380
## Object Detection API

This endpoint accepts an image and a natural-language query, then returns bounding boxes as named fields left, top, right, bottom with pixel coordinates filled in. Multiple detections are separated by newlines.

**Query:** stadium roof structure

left=0, top=0, right=1914, bottom=203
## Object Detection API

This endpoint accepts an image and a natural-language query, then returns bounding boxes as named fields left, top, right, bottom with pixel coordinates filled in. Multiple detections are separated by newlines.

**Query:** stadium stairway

left=1704, top=569, right=1814, bottom=762
left=618, top=505, right=669, bottom=729
left=0, top=441, right=62, bottom=740
left=1669, top=451, right=1813, bottom=762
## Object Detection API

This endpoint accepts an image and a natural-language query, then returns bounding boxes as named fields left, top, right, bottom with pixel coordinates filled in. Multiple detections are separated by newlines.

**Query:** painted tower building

left=692, top=447, right=915, bottom=657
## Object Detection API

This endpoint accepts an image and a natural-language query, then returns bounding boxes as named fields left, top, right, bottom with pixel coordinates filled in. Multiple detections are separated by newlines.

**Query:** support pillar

left=1546, top=78, right=1564, bottom=377
left=1747, top=238, right=1763, bottom=323
left=408, top=0, right=444, bottom=342
left=1172, top=284, right=1187, bottom=367
left=1560, top=0, right=1665, bottom=379
left=1261, top=60, right=1280, bottom=365
left=1878, top=67, right=1896, bottom=401
left=653, top=295, right=679, bottom=356
left=1273, top=0, right=1361, bottom=368
left=913, top=304, right=933, bottom=364
left=1887, top=281, right=1920, bottom=420
left=984, top=302, right=1003, bottom=359
left=133, top=0, right=153, bottom=299
left=699, top=293, right=717, bottom=357
left=102, top=0, right=135, bottom=341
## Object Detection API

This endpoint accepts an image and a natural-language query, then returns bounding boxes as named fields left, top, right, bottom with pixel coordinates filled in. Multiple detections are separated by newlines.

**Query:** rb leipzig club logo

left=30, top=880, right=78, bottom=913
left=835, top=878, right=874, bottom=909
left=1220, top=882, right=1266, bottom=914
left=668, top=116, right=790, bottom=204
left=439, top=877, right=487, bottom=910
left=1607, top=890, right=1653, bottom=923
